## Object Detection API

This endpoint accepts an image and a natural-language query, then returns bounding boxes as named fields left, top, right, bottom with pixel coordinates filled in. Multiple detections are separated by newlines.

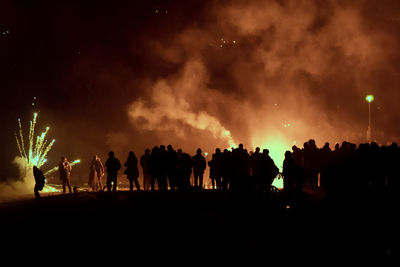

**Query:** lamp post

left=365, top=94, right=374, bottom=142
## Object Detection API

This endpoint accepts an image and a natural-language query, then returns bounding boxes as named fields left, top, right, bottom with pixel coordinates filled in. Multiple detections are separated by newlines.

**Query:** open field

left=0, top=189, right=397, bottom=261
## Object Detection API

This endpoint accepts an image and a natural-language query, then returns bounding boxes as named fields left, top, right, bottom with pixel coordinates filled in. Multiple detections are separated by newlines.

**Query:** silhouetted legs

left=151, top=174, right=157, bottom=191
left=98, top=176, right=103, bottom=191
left=62, top=178, right=72, bottom=194
left=128, top=177, right=140, bottom=191
left=193, top=172, right=203, bottom=189
left=167, top=172, right=176, bottom=191
left=215, top=176, right=222, bottom=190
left=222, top=175, right=229, bottom=191
left=157, top=174, right=168, bottom=190
left=34, top=184, right=41, bottom=198
left=143, top=173, right=151, bottom=191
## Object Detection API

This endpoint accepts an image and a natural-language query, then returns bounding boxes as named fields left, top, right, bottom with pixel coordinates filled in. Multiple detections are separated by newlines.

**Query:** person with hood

left=88, top=155, right=104, bottom=192
left=33, top=166, right=46, bottom=198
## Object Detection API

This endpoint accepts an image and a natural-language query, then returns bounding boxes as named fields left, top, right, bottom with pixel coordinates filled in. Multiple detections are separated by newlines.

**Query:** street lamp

left=365, top=94, right=374, bottom=142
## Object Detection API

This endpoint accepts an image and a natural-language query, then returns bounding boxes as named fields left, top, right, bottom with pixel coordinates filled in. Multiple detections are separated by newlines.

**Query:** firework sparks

left=15, top=113, right=55, bottom=169
left=15, top=113, right=80, bottom=193
left=44, top=159, right=81, bottom=176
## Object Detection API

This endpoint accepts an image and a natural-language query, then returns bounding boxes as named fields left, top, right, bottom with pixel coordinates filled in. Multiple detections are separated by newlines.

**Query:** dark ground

left=0, top=189, right=398, bottom=262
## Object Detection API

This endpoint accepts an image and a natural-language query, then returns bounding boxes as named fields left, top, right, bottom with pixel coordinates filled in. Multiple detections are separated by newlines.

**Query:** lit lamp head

left=365, top=94, right=374, bottom=103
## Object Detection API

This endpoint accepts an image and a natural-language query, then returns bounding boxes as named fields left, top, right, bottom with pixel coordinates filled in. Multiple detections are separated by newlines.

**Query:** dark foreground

left=0, top=189, right=398, bottom=261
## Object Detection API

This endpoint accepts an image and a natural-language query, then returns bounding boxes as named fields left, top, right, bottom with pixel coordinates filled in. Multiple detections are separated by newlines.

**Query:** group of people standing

left=33, top=139, right=400, bottom=200
left=281, top=139, right=400, bottom=200
left=84, top=144, right=280, bottom=193
left=33, top=144, right=280, bottom=195
left=207, top=145, right=279, bottom=191
left=139, top=146, right=207, bottom=191
left=87, top=151, right=140, bottom=192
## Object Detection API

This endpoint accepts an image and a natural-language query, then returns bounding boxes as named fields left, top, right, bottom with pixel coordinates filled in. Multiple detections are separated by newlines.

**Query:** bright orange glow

left=253, top=135, right=291, bottom=189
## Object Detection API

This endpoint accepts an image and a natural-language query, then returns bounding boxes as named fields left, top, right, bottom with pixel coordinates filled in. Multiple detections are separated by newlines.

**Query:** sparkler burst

left=44, top=159, right=81, bottom=176
left=15, top=113, right=80, bottom=193
left=15, top=113, right=55, bottom=169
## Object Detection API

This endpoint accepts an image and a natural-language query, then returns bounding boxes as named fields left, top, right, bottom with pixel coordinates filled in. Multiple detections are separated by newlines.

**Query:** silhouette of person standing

left=192, top=148, right=206, bottom=189
left=33, top=166, right=46, bottom=198
left=158, top=145, right=169, bottom=191
left=259, top=149, right=279, bottom=191
left=124, top=151, right=140, bottom=191
left=149, top=146, right=160, bottom=191
left=251, top=147, right=262, bottom=189
left=89, top=155, right=104, bottom=192
left=209, top=149, right=222, bottom=190
left=177, top=149, right=192, bottom=190
left=282, top=151, right=295, bottom=195
left=105, top=151, right=121, bottom=192
left=221, top=149, right=232, bottom=190
left=59, top=156, right=72, bottom=194
left=166, top=145, right=178, bottom=191
left=140, top=149, right=151, bottom=190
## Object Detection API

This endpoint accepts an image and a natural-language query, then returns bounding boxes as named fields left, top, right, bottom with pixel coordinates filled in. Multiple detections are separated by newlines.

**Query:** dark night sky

left=1, top=0, right=400, bottom=181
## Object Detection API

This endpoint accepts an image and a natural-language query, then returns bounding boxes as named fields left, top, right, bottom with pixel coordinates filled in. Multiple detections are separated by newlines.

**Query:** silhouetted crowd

left=284, top=140, right=400, bottom=201
left=134, top=144, right=279, bottom=192
left=32, top=140, right=400, bottom=200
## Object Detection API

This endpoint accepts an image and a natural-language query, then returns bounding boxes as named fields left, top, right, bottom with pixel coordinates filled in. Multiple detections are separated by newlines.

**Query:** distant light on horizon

left=365, top=94, right=374, bottom=103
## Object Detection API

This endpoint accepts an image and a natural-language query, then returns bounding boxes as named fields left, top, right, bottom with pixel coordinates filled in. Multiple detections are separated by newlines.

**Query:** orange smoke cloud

left=123, top=0, right=400, bottom=167
left=128, top=60, right=236, bottom=149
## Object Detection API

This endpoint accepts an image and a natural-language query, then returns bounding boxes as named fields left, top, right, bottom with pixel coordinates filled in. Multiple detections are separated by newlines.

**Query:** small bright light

left=205, top=152, right=208, bottom=157
left=365, top=94, right=374, bottom=103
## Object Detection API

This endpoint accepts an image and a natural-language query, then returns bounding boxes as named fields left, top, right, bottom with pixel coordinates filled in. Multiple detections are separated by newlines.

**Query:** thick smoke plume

left=126, top=0, right=400, bottom=168
left=129, top=60, right=236, bottom=148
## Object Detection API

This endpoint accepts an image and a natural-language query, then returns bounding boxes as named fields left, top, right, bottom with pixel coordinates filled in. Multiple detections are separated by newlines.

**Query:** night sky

left=1, top=0, right=400, bottom=181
